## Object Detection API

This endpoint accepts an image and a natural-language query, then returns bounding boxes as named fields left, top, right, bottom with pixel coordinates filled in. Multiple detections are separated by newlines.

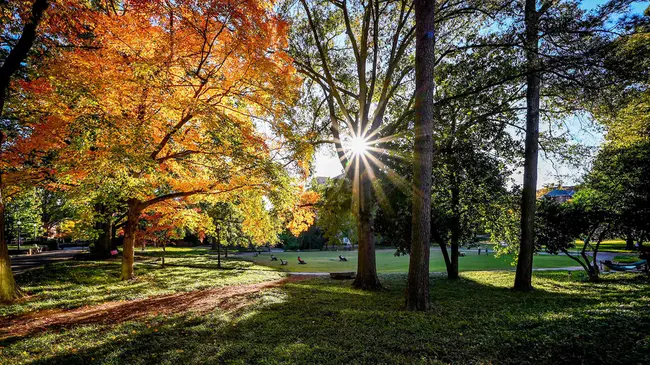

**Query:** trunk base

left=352, top=275, right=382, bottom=290
left=513, top=283, right=534, bottom=292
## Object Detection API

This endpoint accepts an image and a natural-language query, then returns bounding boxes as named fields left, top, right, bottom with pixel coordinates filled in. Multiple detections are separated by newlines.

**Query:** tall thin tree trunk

left=438, top=242, right=452, bottom=273
left=161, top=243, right=166, bottom=267
left=217, top=229, right=222, bottom=269
left=120, top=200, right=140, bottom=280
left=449, top=176, right=460, bottom=280
left=406, top=0, right=435, bottom=310
left=352, top=169, right=381, bottom=290
left=514, top=0, right=540, bottom=292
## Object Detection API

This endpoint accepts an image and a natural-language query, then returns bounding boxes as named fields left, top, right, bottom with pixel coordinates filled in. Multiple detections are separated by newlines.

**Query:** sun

left=348, top=136, right=369, bottom=156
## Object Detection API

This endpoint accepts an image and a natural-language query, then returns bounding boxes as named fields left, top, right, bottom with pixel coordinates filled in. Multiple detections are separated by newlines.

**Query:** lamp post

left=17, top=220, right=21, bottom=250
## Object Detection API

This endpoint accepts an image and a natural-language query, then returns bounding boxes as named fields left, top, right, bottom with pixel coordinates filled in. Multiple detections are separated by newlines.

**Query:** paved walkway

left=10, top=249, right=82, bottom=275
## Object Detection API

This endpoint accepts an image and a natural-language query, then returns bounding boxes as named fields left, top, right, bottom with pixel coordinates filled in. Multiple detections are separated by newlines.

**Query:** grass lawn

left=239, top=249, right=580, bottom=273
left=0, top=255, right=283, bottom=318
left=573, top=239, right=644, bottom=253
left=0, top=256, right=648, bottom=365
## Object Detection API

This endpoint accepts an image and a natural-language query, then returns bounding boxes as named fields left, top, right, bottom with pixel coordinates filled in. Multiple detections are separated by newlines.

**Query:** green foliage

left=278, top=230, right=300, bottom=250
left=206, top=202, right=247, bottom=247
left=313, top=179, right=356, bottom=248
left=4, top=188, right=42, bottom=243
left=587, top=140, right=650, bottom=246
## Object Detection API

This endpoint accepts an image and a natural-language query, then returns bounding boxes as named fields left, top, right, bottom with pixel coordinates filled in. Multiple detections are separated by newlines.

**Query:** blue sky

left=313, top=1, right=649, bottom=189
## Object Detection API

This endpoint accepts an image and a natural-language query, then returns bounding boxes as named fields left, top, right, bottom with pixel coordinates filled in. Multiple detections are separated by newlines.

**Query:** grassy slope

left=239, top=249, right=579, bottom=273
left=1, top=266, right=648, bottom=365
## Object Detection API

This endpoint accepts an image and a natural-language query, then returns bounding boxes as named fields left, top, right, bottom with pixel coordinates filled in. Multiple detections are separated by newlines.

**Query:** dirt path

left=0, top=276, right=311, bottom=341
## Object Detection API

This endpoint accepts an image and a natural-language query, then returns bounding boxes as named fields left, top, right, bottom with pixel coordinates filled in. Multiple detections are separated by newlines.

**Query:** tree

left=288, top=0, right=417, bottom=289
left=28, top=0, right=304, bottom=280
left=4, top=188, right=42, bottom=245
left=0, top=0, right=49, bottom=302
left=505, top=0, right=636, bottom=291
left=406, top=0, right=435, bottom=311
left=538, top=189, right=615, bottom=281
left=513, top=0, right=543, bottom=292
left=587, top=142, right=650, bottom=250
left=315, top=179, right=357, bottom=250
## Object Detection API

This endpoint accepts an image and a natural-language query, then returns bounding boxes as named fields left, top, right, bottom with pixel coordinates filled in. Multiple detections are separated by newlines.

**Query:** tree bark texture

left=406, top=0, right=435, bottom=310
left=514, top=0, right=540, bottom=292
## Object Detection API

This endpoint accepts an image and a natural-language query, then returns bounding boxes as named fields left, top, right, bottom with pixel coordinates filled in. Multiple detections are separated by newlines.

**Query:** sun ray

left=360, top=153, right=392, bottom=215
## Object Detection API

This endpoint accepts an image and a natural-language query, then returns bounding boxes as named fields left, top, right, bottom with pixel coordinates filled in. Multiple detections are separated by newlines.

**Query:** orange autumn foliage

left=21, top=0, right=305, bottom=279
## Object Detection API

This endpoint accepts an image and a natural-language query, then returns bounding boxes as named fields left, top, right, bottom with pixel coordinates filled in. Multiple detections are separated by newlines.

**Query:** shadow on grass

left=2, top=260, right=285, bottom=318
left=6, top=272, right=649, bottom=365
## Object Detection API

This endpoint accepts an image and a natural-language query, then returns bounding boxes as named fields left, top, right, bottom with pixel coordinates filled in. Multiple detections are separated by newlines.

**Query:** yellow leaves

left=286, top=189, right=319, bottom=236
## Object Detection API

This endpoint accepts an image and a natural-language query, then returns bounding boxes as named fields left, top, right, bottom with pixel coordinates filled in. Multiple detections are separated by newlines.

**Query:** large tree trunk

left=514, top=0, right=541, bottom=292
left=92, top=204, right=112, bottom=258
left=352, top=170, right=381, bottom=290
left=0, top=172, right=21, bottom=302
left=406, top=0, right=435, bottom=310
left=120, top=200, right=141, bottom=280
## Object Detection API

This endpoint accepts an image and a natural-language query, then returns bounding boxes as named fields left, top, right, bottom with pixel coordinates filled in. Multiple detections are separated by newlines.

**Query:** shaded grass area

left=1, top=257, right=284, bottom=317
left=1, top=268, right=649, bottom=365
left=240, top=249, right=579, bottom=273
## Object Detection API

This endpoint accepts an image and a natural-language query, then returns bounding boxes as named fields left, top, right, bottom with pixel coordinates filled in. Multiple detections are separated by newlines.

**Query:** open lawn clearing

left=238, top=248, right=580, bottom=273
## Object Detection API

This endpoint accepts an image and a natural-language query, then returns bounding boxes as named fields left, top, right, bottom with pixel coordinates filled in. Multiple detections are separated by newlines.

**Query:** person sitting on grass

left=280, top=259, right=288, bottom=265
left=271, top=255, right=278, bottom=261
left=298, top=256, right=307, bottom=264
left=339, top=255, right=347, bottom=261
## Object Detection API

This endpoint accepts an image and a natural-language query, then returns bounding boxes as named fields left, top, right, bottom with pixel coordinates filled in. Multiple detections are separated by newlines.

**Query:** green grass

left=1, top=262, right=648, bottom=365
left=1, top=255, right=283, bottom=318
left=573, top=239, right=642, bottom=253
left=239, top=249, right=579, bottom=273
left=613, top=255, right=644, bottom=263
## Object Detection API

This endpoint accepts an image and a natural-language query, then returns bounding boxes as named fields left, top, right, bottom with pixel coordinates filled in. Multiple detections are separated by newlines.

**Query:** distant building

left=541, top=187, right=576, bottom=203
left=312, top=174, right=346, bottom=187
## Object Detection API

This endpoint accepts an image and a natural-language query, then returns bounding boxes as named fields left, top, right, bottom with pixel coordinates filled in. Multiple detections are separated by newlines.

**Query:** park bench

left=271, top=255, right=278, bottom=261
left=280, top=259, right=288, bottom=265
left=338, top=255, right=347, bottom=261
left=297, top=257, right=307, bottom=264
left=330, top=272, right=355, bottom=280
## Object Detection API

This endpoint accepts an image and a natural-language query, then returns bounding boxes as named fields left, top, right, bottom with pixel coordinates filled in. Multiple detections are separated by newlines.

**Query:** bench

left=330, top=272, right=356, bottom=280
